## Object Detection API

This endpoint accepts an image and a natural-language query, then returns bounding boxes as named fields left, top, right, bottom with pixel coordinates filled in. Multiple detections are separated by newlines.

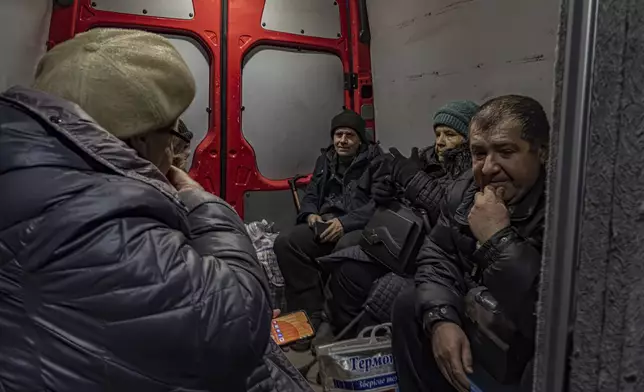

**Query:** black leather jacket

left=415, top=170, right=545, bottom=342
left=0, top=87, right=272, bottom=392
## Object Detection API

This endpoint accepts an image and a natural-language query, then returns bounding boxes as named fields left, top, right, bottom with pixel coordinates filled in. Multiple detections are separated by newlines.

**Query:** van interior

left=2, top=0, right=643, bottom=391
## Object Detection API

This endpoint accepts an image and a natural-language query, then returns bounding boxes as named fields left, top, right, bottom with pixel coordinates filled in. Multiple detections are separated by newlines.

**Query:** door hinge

left=344, top=73, right=358, bottom=91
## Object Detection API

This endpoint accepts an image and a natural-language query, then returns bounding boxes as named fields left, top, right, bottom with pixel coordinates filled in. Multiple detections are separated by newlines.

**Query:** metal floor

left=284, top=348, right=323, bottom=392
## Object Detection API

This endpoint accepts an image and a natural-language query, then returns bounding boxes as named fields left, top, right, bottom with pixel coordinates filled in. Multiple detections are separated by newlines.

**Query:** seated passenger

left=172, top=119, right=194, bottom=171
left=374, top=100, right=479, bottom=225
left=392, top=95, right=548, bottom=392
left=0, top=29, right=271, bottom=392
left=322, top=100, right=479, bottom=338
left=273, top=109, right=382, bottom=347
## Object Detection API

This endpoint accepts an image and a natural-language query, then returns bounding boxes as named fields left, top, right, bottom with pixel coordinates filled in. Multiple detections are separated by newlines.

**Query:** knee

left=338, top=261, right=365, bottom=282
left=273, top=232, right=290, bottom=255
left=332, top=262, right=367, bottom=293
left=274, top=227, right=300, bottom=259
left=335, top=230, right=362, bottom=251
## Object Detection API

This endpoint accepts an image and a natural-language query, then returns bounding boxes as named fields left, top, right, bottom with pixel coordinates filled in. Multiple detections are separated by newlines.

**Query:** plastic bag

left=317, top=323, right=399, bottom=392
left=245, top=220, right=286, bottom=310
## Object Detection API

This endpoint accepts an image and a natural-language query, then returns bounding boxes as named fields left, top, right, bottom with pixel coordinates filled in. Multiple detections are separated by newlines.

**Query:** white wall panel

left=242, top=47, right=345, bottom=180
left=367, top=0, right=560, bottom=153
left=261, top=0, right=342, bottom=39
left=0, top=0, right=52, bottom=91
left=164, top=35, right=211, bottom=171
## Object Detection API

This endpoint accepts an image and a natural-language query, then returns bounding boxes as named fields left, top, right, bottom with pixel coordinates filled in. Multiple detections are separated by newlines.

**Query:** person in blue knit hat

left=373, top=99, right=480, bottom=225
left=432, top=100, right=479, bottom=162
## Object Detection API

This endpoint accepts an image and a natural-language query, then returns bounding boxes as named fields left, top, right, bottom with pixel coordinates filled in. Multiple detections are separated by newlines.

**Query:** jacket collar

left=1, top=86, right=181, bottom=205
left=454, top=168, right=546, bottom=226
left=323, top=143, right=374, bottom=168
left=420, top=144, right=472, bottom=176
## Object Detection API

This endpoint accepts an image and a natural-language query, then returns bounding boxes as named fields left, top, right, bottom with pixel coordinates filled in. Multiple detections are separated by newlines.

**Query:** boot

left=311, top=321, right=335, bottom=354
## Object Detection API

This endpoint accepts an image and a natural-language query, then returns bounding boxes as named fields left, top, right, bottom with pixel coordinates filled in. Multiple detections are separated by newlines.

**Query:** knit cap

left=433, top=100, right=480, bottom=138
left=34, top=28, right=196, bottom=139
left=331, top=109, right=367, bottom=142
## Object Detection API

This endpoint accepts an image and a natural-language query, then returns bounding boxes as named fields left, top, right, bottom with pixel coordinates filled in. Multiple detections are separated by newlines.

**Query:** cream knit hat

left=34, top=28, right=196, bottom=139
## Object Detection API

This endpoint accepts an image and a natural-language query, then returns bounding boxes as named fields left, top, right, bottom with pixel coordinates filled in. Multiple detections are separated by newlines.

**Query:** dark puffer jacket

left=416, top=170, right=546, bottom=343
left=404, top=144, right=472, bottom=226
left=297, top=144, right=383, bottom=232
left=0, top=87, right=272, bottom=392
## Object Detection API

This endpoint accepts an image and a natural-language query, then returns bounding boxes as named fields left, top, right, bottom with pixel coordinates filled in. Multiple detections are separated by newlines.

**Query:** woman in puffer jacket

left=0, top=28, right=274, bottom=392
left=373, top=100, right=479, bottom=225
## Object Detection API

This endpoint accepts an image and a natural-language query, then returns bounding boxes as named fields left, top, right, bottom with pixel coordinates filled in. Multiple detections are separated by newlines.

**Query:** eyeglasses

left=170, top=129, right=192, bottom=144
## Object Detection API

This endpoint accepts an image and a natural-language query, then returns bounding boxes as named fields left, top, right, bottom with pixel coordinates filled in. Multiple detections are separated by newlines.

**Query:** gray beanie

left=433, top=100, right=480, bottom=138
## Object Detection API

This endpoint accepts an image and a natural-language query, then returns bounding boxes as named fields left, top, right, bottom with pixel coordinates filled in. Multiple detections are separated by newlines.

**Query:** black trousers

left=273, top=224, right=362, bottom=318
left=392, top=287, right=527, bottom=392
left=327, top=260, right=390, bottom=334
left=392, top=287, right=455, bottom=392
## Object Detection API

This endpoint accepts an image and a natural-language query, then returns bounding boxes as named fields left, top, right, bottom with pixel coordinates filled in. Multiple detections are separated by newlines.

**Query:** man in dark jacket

left=392, top=95, right=549, bottom=392
left=321, top=101, right=479, bottom=338
left=0, top=28, right=272, bottom=392
left=274, top=109, right=382, bottom=347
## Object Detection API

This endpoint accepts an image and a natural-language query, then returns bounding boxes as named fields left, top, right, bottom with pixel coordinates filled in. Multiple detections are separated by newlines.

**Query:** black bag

left=359, top=200, right=429, bottom=275
left=463, top=287, right=534, bottom=384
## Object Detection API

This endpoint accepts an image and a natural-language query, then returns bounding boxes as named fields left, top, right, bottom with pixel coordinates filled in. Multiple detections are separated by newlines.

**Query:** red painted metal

left=349, top=0, right=375, bottom=137
left=48, top=0, right=372, bottom=219
left=48, top=0, right=223, bottom=196
left=223, top=0, right=352, bottom=215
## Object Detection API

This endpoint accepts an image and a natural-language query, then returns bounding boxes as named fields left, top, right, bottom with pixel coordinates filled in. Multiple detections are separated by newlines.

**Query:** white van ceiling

left=0, top=0, right=52, bottom=91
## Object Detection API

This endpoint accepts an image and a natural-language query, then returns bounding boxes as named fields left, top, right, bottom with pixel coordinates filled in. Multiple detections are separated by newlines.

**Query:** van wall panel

left=261, top=0, right=342, bottom=39
left=164, top=35, right=211, bottom=171
left=367, top=0, right=560, bottom=153
left=91, top=0, right=195, bottom=20
left=242, top=47, right=345, bottom=180
left=0, top=0, right=52, bottom=91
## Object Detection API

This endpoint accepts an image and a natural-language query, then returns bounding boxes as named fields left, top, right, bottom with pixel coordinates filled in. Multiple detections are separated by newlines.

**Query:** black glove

left=372, top=177, right=396, bottom=205
left=389, top=147, right=422, bottom=187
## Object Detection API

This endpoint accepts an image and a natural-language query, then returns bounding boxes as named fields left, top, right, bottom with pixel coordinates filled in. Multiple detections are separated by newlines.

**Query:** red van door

left=49, top=0, right=374, bottom=227
left=223, top=0, right=352, bottom=228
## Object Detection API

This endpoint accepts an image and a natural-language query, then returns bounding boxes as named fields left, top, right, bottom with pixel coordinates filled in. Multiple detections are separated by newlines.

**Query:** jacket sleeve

left=296, top=154, right=325, bottom=224
left=473, top=225, right=543, bottom=339
left=70, top=181, right=272, bottom=391
left=404, top=170, right=448, bottom=226
left=337, top=199, right=375, bottom=233
left=415, top=197, right=469, bottom=334
left=338, top=147, right=385, bottom=232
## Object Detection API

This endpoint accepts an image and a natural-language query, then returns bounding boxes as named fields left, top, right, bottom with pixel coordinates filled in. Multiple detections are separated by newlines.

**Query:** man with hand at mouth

left=391, top=95, right=549, bottom=392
